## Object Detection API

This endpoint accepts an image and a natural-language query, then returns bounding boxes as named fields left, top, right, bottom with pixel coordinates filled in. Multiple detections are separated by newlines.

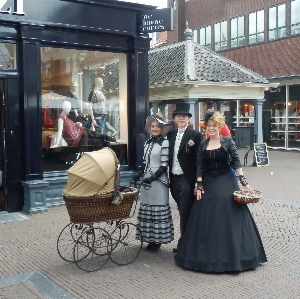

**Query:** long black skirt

left=175, top=171, right=267, bottom=273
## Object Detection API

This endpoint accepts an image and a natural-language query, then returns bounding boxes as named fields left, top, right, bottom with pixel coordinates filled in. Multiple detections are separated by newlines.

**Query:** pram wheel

left=57, top=223, right=91, bottom=262
left=108, top=223, right=143, bottom=266
left=73, top=227, right=110, bottom=272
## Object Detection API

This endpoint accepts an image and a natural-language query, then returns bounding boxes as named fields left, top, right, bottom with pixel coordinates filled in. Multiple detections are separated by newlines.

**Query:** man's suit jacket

left=167, top=127, right=202, bottom=192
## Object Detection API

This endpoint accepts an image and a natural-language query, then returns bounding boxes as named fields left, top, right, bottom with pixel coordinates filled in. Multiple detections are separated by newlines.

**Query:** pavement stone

left=0, top=149, right=300, bottom=299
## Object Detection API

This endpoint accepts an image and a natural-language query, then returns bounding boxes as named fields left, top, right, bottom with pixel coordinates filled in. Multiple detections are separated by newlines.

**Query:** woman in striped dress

left=132, top=113, right=174, bottom=252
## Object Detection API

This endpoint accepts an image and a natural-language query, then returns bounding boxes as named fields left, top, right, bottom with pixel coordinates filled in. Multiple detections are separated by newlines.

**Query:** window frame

left=214, top=21, right=227, bottom=51
left=249, top=10, right=264, bottom=45
left=268, top=3, right=286, bottom=41
left=291, top=0, right=300, bottom=35
left=230, top=15, right=245, bottom=48
left=199, top=25, right=211, bottom=48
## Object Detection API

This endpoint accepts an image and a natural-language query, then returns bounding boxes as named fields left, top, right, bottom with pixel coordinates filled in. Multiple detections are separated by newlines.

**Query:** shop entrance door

left=0, top=80, right=7, bottom=211
left=0, top=78, right=22, bottom=212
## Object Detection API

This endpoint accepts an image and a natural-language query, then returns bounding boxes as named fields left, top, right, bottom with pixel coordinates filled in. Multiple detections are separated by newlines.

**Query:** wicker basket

left=64, top=188, right=138, bottom=224
left=233, top=188, right=262, bottom=205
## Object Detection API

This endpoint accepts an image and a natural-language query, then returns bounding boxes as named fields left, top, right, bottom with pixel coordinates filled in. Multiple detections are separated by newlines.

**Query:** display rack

left=233, top=116, right=254, bottom=126
left=270, top=116, right=300, bottom=142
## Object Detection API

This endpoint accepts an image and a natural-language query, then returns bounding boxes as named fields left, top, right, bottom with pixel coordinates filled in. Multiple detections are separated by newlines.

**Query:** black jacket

left=167, top=127, right=202, bottom=189
left=197, top=135, right=242, bottom=178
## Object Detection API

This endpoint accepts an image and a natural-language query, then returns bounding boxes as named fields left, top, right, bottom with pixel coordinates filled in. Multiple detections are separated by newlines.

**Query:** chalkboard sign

left=253, top=143, right=269, bottom=167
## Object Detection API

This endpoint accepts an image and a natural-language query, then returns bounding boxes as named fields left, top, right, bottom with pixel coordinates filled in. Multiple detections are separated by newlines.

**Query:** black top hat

left=173, top=102, right=192, bottom=117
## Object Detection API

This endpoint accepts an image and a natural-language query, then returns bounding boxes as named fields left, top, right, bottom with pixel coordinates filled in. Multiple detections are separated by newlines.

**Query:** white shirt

left=171, top=127, right=187, bottom=175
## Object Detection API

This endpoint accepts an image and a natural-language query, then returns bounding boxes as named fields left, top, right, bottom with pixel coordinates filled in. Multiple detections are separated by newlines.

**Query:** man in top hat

left=167, top=102, right=202, bottom=253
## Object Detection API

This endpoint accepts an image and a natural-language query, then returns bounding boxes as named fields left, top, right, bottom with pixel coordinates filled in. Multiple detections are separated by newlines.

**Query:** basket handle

left=241, top=186, right=255, bottom=195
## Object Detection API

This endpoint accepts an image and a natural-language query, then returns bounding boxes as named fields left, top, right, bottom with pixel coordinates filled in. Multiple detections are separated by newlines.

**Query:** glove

left=132, top=173, right=142, bottom=182
left=238, top=175, right=248, bottom=187
left=132, top=163, right=146, bottom=182
left=196, top=181, right=204, bottom=193
left=142, top=177, right=154, bottom=185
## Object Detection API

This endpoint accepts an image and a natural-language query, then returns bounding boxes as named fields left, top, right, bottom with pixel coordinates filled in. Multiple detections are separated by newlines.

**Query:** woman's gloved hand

left=142, top=177, right=154, bottom=185
left=238, top=175, right=249, bottom=187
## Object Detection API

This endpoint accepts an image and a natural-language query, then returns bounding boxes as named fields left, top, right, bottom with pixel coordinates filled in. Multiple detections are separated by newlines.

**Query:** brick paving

left=0, top=149, right=300, bottom=299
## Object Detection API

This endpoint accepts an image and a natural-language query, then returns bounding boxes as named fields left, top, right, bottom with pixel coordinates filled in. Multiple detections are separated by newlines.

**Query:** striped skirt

left=136, top=204, right=174, bottom=244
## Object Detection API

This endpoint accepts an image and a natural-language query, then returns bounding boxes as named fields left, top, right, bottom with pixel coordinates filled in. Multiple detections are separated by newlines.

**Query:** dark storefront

left=0, top=0, right=155, bottom=213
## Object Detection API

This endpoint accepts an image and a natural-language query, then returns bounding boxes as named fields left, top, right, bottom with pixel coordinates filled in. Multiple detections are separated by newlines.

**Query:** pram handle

left=129, top=180, right=152, bottom=189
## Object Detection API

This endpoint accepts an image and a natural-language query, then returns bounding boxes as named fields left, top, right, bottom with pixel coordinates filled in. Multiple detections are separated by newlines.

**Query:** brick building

left=165, top=0, right=300, bottom=149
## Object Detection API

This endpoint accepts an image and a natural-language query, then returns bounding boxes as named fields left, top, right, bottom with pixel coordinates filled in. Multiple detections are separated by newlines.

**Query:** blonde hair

left=207, top=111, right=225, bottom=129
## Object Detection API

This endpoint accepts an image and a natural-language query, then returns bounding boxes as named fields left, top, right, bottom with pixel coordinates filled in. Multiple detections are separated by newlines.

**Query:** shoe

left=173, top=247, right=178, bottom=253
left=145, top=242, right=155, bottom=251
left=151, top=243, right=161, bottom=252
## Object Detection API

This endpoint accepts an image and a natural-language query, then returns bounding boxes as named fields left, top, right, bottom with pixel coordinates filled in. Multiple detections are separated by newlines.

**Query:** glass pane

left=200, top=28, right=205, bottom=45
left=249, top=12, right=256, bottom=35
left=269, top=7, right=277, bottom=29
left=0, top=43, right=16, bottom=70
left=221, top=21, right=227, bottom=41
left=41, top=47, right=128, bottom=172
left=214, top=23, right=220, bottom=42
left=277, top=4, right=286, bottom=27
left=238, top=16, right=244, bottom=36
left=268, top=29, right=275, bottom=40
left=206, top=26, right=211, bottom=44
left=279, top=27, right=286, bottom=38
left=249, top=33, right=256, bottom=44
left=231, top=18, right=237, bottom=38
left=257, top=11, right=264, bottom=32
left=193, top=29, right=198, bottom=42
left=291, top=0, right=300, bottom=25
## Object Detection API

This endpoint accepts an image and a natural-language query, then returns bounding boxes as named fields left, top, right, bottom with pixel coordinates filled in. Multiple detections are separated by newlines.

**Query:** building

left=166, top=0, right=300, bottom=150
left=0, top=0, right=157, bottom=213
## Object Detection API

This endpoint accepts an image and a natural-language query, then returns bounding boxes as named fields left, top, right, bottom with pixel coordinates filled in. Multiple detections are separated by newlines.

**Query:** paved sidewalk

left=0, top=149, right=299, bottom=299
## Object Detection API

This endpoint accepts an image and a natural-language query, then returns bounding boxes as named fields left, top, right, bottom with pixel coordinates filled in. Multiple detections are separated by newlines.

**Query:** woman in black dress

left=175, top=112, right=267, bottom=272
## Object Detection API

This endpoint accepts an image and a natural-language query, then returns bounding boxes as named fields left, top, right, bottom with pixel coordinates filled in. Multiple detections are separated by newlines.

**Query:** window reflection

left=0, top=43, right=16, bottom=70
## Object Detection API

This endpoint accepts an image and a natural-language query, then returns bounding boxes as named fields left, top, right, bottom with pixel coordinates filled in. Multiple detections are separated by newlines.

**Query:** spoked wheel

left=73, top=227, right=110, bottom=272
left=57, top=223, right=92, bottom=262
left=108, top=222, right=143, bottom=266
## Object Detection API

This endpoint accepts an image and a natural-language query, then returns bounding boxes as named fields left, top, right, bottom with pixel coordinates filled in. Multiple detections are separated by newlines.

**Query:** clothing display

left=175, top=140, right=267, bottom=272
left=136, top=136, right=174, bottom=244
left=58, top=114, right=86, bottom=147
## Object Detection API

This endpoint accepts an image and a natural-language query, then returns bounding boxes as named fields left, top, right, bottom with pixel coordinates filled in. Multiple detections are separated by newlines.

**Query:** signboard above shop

left=139, top=8, right=173, bottom=33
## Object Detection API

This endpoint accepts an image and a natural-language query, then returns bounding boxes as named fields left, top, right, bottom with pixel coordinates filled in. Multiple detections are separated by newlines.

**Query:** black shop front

left=0, top=0, right=155, bottom=213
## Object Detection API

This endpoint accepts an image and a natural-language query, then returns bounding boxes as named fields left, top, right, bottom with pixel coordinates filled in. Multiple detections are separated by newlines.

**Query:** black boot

left=145, top=242, right=155, bottom=251
left=151, top=243, right=161, bottom=252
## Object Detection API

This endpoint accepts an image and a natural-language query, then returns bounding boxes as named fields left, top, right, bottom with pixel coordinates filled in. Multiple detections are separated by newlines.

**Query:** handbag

left=233, top=187, right=262, bottom=204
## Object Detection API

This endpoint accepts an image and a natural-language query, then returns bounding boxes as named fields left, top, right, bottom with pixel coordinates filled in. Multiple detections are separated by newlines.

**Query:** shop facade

left=0, top=0, right=155, bottom=213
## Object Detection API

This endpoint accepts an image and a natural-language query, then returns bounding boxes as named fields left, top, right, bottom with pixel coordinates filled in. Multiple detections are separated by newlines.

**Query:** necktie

left=178, top=129, right=185, bottom=134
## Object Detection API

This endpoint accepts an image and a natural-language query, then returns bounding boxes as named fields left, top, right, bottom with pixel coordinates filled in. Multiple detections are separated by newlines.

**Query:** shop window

left=199, top=25, right=211, bottom=48
left=230, top=16, right=245, bottom=48
left=0, top=42, right=16, bottom=70
left=249, top=10, right=264, bottom=44
left=291, top=0, right=300, bottom=35
left=214, top=21, right=227, bottom=51
left=41, top=47, right=128, bottom=172
left=268, top=4, right=286, bottom=41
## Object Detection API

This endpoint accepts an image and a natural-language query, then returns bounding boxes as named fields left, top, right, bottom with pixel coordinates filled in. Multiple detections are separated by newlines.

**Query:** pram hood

left=62, top=147, right=119, bottom=197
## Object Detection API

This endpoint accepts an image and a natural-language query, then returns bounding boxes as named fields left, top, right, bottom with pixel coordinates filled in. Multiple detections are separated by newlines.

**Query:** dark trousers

left=170, top=174, right=194, bottom=238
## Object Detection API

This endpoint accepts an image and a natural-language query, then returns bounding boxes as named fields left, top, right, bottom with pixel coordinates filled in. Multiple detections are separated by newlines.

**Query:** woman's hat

left=173, top=102, right=192, bottom=117
left=144, top=113, right=173, bottom=136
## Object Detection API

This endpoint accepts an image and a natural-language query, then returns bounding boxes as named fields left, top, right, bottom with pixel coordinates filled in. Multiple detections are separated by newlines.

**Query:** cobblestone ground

left=0, top=197, right=299, bottom=299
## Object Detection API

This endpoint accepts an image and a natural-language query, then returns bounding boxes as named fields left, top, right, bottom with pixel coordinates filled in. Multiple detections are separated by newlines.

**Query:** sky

left=120, top=0, right=168, bottom=9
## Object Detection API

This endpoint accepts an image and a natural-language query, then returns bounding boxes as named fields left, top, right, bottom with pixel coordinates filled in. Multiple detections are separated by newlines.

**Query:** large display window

left=41, top=47, right=128, bottom=172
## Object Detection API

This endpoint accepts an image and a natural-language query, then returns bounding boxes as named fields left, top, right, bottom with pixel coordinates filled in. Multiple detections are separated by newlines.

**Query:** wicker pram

left=62, top=147, right=138, bottom=223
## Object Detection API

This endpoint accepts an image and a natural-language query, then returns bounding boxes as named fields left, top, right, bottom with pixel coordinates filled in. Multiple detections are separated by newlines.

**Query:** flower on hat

left=188, top=139, right=195, bottom=146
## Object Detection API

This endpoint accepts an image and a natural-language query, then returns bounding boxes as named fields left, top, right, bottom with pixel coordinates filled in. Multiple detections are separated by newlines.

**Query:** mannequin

left=51, top=100, right=87, bottom=148
left=88, top=77, right=107, bottom=134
